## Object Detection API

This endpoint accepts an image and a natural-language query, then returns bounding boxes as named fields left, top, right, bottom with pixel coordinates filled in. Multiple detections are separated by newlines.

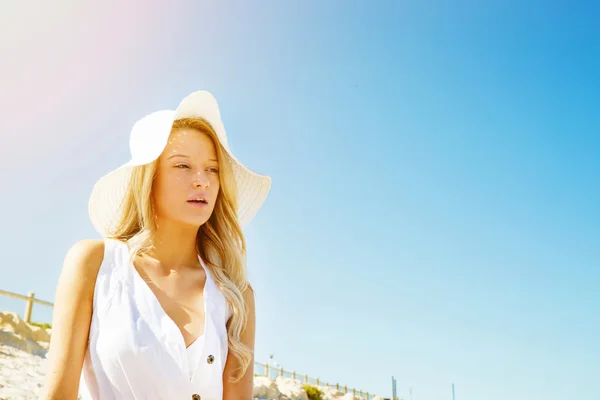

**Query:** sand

left=0, top=343, right=47, bottom=400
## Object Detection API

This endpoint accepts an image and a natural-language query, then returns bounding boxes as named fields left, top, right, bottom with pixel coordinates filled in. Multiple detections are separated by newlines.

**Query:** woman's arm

left=39, top=239, right=104, bottom=400
left=222, top=285, right=256, bottom=400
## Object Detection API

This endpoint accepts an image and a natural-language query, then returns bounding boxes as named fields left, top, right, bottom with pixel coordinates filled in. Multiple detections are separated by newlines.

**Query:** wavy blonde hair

left=109, top=117, right=252, bottom=382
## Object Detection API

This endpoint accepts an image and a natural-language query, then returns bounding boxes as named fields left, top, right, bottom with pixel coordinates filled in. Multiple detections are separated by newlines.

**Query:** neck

left=146, top=218, right=202, bottom=269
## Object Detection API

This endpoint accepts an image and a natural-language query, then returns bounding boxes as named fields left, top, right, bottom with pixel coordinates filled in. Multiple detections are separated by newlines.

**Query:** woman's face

left=153, top=127, right=221, bottom=228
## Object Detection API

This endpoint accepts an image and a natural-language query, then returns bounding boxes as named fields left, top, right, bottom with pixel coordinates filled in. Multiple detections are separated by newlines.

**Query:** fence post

left=344, top=385, right=347, bottom=394
left=336, top=383, right=339, bottom=391
left=265, top=364, right=269, bottom=378
left=304, top=374, right=308, bottom=383
left=352, top=388, right=356, bottom=397
left=316, top=378, right=319, bottom=386
left=366, top=392, right=369, bottom=400
left=292, top=370, right=296, bottom=380
left=279, top=367, right=283, bottom=377
left=24, top=292, right=35, bottom=323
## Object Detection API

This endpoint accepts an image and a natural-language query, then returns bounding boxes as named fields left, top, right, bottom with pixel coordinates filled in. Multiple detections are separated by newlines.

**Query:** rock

left=253, top=376, right=281, bottom=399
left=0, top=312, right=50, bottom=357
left=28, top=323, right=51, bottom=343
left=275, top=376, right=308, bottom=400
left=0, top=312, right=51, bottom=343
left=320, top=385, right=345, bottom=399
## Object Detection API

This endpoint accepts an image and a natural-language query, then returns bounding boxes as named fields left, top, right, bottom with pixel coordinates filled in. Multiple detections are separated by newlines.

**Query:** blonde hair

left=109, top=117, right=252, bottom=382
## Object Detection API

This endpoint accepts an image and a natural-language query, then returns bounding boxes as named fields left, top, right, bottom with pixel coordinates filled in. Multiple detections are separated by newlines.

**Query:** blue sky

left=1, top=1, right=598, bottom=399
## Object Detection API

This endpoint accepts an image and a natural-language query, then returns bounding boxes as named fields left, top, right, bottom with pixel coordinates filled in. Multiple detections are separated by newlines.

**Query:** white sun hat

left=88, top=90, right=272, bottom=237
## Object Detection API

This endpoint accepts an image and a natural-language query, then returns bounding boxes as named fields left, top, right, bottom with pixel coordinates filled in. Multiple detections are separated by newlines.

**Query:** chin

left=183, top=214, right=212, bottom=228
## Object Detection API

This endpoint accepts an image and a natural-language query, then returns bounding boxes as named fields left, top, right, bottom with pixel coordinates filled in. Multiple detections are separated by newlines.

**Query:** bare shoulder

left=55, top=238, right=106, bottom=311
left=64, top=239, right=105, bottom=271
left=59, top=239, right=106, bottom=298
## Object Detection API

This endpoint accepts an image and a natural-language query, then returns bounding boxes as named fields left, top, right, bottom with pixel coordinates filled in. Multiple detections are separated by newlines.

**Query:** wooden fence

left=255, top=361, right=387, bottom=400
left=0, top=289, right=54, bottom=323
left=0, top=289, right=395, bottom=400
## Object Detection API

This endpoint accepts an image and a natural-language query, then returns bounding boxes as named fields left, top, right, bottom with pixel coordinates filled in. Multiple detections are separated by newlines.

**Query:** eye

left=174, top=163, right=190, bottom=169
left=208, top=167, right=219, bottom=173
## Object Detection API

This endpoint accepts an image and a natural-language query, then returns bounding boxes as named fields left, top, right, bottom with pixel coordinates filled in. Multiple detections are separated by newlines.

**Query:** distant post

left=24, top=291, right=35, bottom=323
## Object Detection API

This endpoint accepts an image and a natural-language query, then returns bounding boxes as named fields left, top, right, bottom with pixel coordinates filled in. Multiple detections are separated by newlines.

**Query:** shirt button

left=192, top=394, right=201, bottom=400
left=207, top=354, right=215, bottom=364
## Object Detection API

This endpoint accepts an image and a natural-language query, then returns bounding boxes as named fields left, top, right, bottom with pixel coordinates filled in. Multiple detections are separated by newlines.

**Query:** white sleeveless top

left=187, top=333, right=205, bottom=380
left=79, top=238, right=233, bottom=400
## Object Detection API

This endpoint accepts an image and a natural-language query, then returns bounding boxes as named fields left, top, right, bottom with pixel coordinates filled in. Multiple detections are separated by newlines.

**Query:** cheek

left=211, top=180, right=220, bottom=199
left=153, top=174, right=188, bottom=211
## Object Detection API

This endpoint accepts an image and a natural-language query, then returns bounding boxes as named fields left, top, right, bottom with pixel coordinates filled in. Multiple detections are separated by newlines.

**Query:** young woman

left=40, top=91, right=272, bottom=399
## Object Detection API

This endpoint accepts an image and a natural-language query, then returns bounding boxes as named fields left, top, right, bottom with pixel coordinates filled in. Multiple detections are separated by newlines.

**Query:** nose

left=193, top=171, right=210, bottom=189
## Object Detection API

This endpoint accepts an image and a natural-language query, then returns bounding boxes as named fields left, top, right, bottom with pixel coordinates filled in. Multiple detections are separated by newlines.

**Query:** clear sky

left=1, top=1, right=598, bottom=399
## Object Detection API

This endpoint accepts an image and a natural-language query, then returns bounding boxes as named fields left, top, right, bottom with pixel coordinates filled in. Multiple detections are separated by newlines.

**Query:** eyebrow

left=168, top=154, right=218, bottom=162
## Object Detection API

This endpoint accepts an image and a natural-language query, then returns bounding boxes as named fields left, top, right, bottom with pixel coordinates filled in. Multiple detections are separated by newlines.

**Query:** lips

left=187, top=197, right=209, bottom=208
left=187, top=198, right=208, bottom=204
left=187, top=195, right=208, bottom=204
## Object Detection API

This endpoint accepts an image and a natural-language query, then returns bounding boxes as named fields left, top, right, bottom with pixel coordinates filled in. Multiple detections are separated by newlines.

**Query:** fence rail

left=0, top=289, right=54, bottom=323
left=1, top=289, right=394, bottom=400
